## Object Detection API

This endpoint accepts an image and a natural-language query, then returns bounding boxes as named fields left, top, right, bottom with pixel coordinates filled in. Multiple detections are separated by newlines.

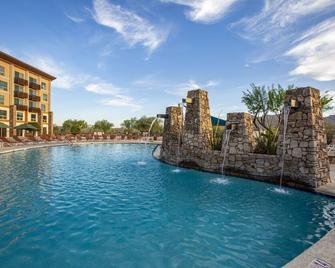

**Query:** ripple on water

left=210, top=177, right=230, bottom=185
left=272, top=187, right=291, bottom=195
left=0, top=144, right=334, bottom=268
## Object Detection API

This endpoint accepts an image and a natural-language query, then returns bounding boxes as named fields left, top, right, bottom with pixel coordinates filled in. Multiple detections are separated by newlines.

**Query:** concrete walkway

left=284, top=229, right=335, bottom=268
left=315, top=165, right=335, bottom=198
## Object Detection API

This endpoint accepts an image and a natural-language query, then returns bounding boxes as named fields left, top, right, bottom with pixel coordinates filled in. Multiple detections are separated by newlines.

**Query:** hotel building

left=0, top=51, right=56, bottom=137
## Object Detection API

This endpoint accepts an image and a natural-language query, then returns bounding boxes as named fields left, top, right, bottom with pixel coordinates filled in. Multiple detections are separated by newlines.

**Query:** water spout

left=220, top=128, right=232, bottom=176
left=176, top=103, right=184, bottom=169
left=279, top=105, right=291, bottom=187
left=139, top=117, right=158, bottom=165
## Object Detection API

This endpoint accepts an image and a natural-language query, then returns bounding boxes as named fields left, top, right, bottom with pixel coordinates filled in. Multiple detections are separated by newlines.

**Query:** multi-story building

left=0, top=51, right=56, bottom=137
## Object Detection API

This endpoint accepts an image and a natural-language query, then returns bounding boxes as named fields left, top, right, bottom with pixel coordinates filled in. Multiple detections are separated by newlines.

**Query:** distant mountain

left=325, top=115, right=335, bottom=124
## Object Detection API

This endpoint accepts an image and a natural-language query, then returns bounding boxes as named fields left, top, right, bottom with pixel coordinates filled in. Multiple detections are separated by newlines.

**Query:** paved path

left=284, top=229, right=335, bottom=268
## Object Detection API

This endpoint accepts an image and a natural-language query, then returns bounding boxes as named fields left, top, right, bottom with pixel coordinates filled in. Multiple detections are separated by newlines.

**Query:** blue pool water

left=0, top=144, right=334, bottom=267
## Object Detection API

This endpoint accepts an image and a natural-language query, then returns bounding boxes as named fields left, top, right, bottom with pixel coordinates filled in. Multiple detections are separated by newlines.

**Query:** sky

left=1, top=0, right=335, bottom=126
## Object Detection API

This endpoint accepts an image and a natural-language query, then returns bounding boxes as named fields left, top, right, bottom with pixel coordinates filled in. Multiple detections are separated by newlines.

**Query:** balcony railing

left=14, top=77, right=28, bottom=86
left=29, top=107, right=41, bottom=113
left=29, top=94, right=41, bottom=102
left=16, top=105, right=28, bottom=111
left=29, top=82, right=41, bottom=90
left=14, top=91, right=28, bottom=99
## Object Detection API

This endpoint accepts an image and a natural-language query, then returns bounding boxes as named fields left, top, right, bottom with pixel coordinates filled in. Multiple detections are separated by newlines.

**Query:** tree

left=321, top=91, right=334, bottom=112
left=93, top=120, right=114, bottom=133
left=62, top=120, right=88, bottom=135
left=121, top=118, right=137, bottom=134
left=242, top=84, right=293, bottom=154
left=53, top=124, right=62, bottom=135
left=242, top=84, right=291, bottom=131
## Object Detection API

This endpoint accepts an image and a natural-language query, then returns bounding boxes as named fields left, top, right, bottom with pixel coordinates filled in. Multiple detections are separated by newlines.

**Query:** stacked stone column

left=277, top=87, right=331, bottom=188
left=160, top=106, right=183, bottom=164
left=48, top=111, right=54, bottom=136
left=182, top=89, right=213, bottom=155
left=9, top=105, right=16, bottom=136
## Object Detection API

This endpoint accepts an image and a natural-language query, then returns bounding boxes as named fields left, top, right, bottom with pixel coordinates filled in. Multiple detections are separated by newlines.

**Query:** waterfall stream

left=221, top=129, right=232, bottom=176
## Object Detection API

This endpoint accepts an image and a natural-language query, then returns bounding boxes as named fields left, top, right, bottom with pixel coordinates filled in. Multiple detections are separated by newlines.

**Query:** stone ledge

left=284, top=228, right=335, bottom=268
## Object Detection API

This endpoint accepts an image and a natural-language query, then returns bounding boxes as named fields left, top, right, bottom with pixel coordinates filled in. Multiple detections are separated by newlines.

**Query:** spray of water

left=139, top=117, right=158, bottom=165
left=279, top=105, right=291, bottom=187
left=221, top=129, right=232, bottom=176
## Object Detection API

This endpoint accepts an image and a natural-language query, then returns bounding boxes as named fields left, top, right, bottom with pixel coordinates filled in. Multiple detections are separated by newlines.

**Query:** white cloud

left=162, top=0, right=238, bottom=23
left=66, top=14, right=85, bottom=23
left=233, top=0, right=335, bottom=42
left=100, top=95, right=142, bottom=111
left=286, top=17, right=335, bottom=81
left=92, top=0, right=169, bottom=52
left=85, top=82, right=121, bottom=95
left=86, top=82, right=142, bottom=110
left=166, top=79, right=220, bottom=96
left=0, top=45, right=11, bottom=54
left=26, top=55, right=95, bottom=90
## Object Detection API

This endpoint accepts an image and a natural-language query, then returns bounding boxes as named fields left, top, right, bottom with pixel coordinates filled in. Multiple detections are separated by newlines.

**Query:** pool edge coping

left=0, top=140, right=162, bottom=155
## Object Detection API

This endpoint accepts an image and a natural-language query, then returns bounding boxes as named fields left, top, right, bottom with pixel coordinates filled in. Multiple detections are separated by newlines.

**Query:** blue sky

left=1, top=0, right=335, bottom=126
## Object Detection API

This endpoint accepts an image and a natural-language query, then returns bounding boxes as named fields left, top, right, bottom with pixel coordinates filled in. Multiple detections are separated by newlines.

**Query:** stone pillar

left=38, top=112, right=42, bottom=136
left=48, top=111, right=53, bottom=136
left=161, top=106, right=183, bottom=163
left=9, top=105, right=16, bottom=137
left=224, top=112, right=255, bottom=170
left=226, top=112, right=254, bottom=154
left=182, top=89, right=213, bottom=154
left=278, top=87, right=331, bottom=189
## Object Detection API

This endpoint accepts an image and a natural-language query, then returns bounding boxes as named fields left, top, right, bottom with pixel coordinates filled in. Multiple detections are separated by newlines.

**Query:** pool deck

left=0, top=140, right=162, bottom=155
left=284, top=228, right=335, bottom=268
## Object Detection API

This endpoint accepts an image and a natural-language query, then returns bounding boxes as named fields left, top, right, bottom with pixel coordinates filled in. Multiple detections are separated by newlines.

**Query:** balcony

left=29, top=94, right=40, bottom=102
left=16, top=105, right=28, bottom=111
left=29, top=107, right=41, bottom=113
left=14, top=91, right=28, bottom=99
left=29, top=82, right=41, bottom=90
left=14, top=77, right=28, bottom=86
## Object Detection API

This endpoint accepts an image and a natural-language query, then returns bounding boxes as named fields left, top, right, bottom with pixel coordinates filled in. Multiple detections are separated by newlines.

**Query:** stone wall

left=160, top=106, right=182, bottom=164
left=183, top=89, right=213, bottom=152
left=277, top=87, right=331, bottom=188
left=160, top=87, right=331, bottom=191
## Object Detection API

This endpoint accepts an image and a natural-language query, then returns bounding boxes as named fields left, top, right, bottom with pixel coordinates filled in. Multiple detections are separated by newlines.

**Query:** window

left=43, top=115, right=48, bottom=123
left=0, top=110, right=7, bottom=119
left=43, top=94, right=48, bottom=101
left=29, top=101, right=39, bottom=108
left=0, top=95, right=4, bottom=105
left=0, top=81, right=7, bottom=91
left=41, top=82, right=46, bottom=90
left=29, top=89, right=38, bottom=96
left=15, top=71, right=24, bottom=79
left=29, top=77, right=37, bottom=84
left=15, top=98, right=24, bottom=106
left=17, top=112, right=23, bottom=121
left=15, top=84, right=24, bottom=92
left=0, top=66, right=4, bottom=76
left=31, top=114, right=37, bottom=122
left=41, top=103, right=46, bottom=112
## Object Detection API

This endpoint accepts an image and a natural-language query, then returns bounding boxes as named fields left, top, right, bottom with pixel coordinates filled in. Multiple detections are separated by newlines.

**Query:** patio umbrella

left=14, top=123, right=38, bottom=131
left=0, top=122, right=10, bottom=129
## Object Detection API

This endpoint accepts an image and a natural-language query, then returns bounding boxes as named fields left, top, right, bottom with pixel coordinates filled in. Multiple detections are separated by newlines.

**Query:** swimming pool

left=0, top=144, right=334, bottom=267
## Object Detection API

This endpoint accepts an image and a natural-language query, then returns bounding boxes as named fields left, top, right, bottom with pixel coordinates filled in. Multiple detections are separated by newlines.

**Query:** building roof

left=0, top=51, right=56, bottom=81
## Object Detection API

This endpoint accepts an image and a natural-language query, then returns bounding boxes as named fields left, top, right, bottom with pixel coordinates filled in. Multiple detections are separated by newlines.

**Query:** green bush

left=254, top=128, right=279, bottom=155
left=212, top=126, right=224, bottom=151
